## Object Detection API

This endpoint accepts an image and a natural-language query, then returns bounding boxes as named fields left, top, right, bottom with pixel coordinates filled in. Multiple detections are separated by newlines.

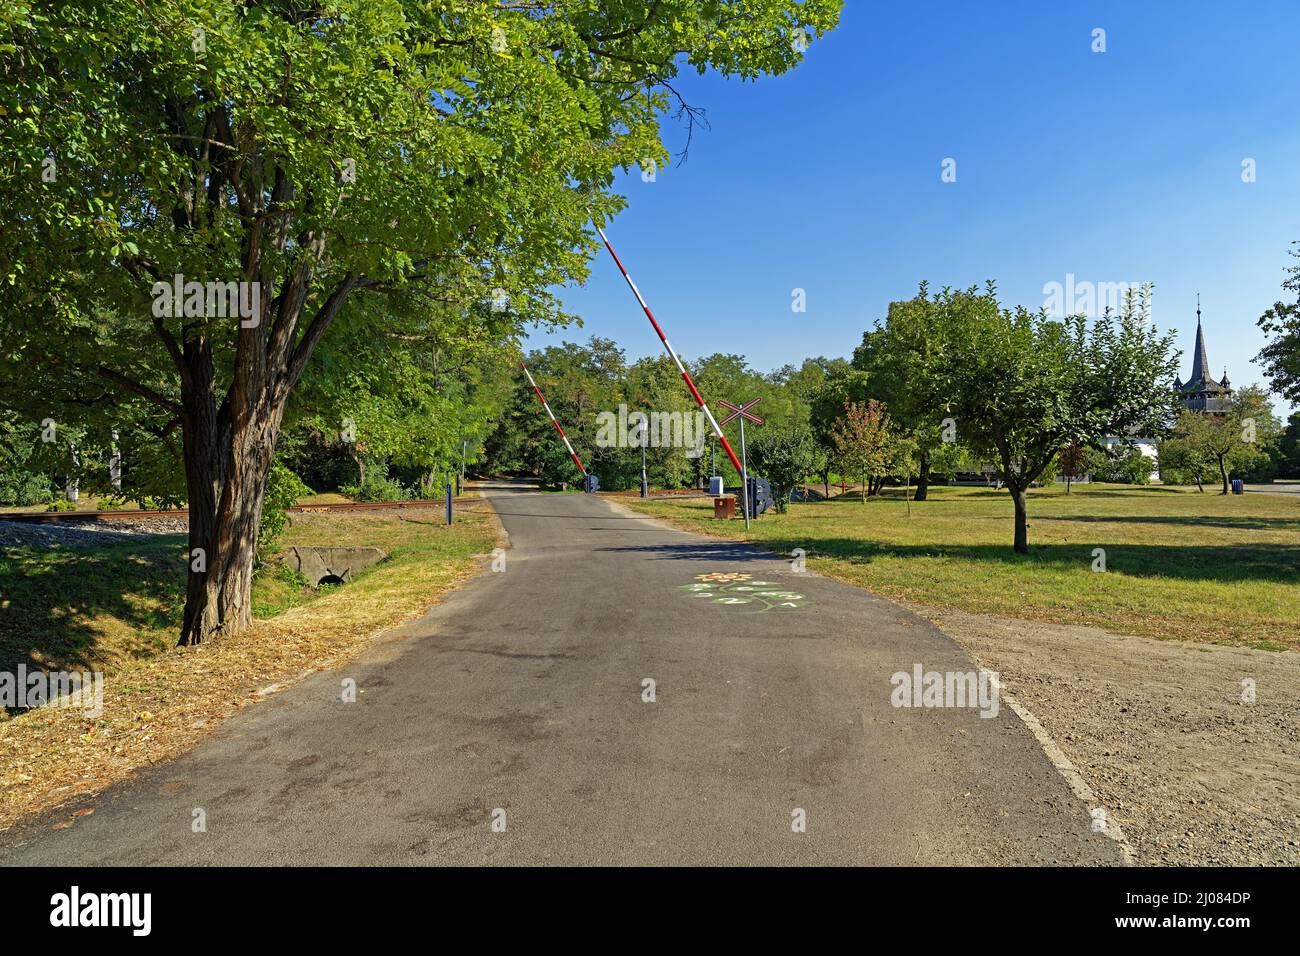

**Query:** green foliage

left=0, top=0, right=841, bottom=642
left=829, top=399, right=899, bottom=497
left=749, top=423, right=818, bottom=513
left=1273, top=413, right=1300, bottom=479
left=1255, top=242, right=1300, bottom=404
left=851, top=281, right=960, bottom=479
left=0, top=413, right=53, bottom=505
left=340, top=460, right=412, bottom=503
left=1162, top=387, right=1280, bottom=493
left=258, top=461, right=311, bottom=559
left=44, top=497, right=76, bottom=512
left=1086, top=444, right=1153, bottom=485
left=927, top=283, right=1177, bottom=549
left=0, top=466, right=53, bottom=507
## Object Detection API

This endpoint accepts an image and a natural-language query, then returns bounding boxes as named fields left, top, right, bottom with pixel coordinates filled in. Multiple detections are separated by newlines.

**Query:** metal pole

left=594, top=224, right=744, bottom=475
left=739, top=416, right=751, bottom=530
left=446, top=481, right=453, bottom=525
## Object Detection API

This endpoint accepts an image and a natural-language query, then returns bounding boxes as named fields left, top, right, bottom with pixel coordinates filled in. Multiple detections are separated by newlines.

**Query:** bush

left=258, top=461, right=312, bottom=561
left=749, top=424, right=818, bottom=513
left=1232, top=455, right=1277, bottom=484
left=1087, top=444, right=1153, bottom=484
left=0, top=468, right=54, bottom=506
left=340, top=460, right=412, bottom=502
left=45, top=497, right=76, bottom=512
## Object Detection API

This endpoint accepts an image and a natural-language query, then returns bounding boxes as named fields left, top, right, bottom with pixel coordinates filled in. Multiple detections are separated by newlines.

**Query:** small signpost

left=718, top=397, right=763, bottom=529
left=635, top=416, right=649, bottom=498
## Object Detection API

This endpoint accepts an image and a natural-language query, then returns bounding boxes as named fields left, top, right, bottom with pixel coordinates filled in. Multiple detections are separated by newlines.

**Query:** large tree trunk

left=178, top=337, right=287, bottom=646
left=170, top=259, right=356, bottom=646
left=914, top=449, right=930, bottom=501
left=1217, top=456, right=1230, bottom=495
left=1009, top=482, right=1029, bottom=554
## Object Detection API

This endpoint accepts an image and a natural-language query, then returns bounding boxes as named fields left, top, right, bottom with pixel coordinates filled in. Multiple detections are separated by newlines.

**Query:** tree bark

left=177, top=337, right=287, bottom=645
left=914, top=449, right=930, bottom=501
left=171, top=262, right=358, bottom=645
left=1217, top=456, right=1230, bottom=495
left=1009, top=482, right=1029, bottom=554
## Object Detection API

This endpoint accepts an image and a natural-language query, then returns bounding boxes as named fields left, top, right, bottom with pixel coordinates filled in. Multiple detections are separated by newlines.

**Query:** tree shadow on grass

left=597, top=538, right=1300, bottom=586
left=0, top=537, right=186, bottom=696
left=1038, top=514, right=1300, bottom=533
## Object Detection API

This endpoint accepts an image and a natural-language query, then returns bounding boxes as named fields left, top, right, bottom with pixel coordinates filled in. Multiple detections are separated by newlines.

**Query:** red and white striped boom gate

left=520, top=360, right=587, bottom=477
left=593, top=223, right=745, bottom=476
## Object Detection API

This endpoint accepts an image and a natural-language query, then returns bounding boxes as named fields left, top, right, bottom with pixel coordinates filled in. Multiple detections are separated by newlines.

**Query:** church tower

left=1173, top=296, right=1232, bottom=412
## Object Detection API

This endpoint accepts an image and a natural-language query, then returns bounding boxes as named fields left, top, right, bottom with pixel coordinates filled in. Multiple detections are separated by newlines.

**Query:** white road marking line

left=988, top=672, right=1135, bottom=865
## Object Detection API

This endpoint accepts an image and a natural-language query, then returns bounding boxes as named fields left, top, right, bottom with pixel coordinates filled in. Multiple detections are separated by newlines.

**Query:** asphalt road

left=1, top=481, right=1122, bottom=865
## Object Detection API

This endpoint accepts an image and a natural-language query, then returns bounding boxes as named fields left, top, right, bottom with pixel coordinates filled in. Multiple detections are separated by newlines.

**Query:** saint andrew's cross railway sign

left=717, top=398, right=763, bottom=428
left=717, top=397, right=763, bottom=526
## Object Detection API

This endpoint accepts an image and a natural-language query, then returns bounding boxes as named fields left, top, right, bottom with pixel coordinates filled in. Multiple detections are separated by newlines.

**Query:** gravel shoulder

left=0, top=517, right=188, bottom=548
left=908, top=603, right=1300, bottom=866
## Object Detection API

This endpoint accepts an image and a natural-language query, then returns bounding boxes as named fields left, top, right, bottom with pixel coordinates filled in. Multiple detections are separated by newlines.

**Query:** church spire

left=1189, top=294, right=1211, bottom=387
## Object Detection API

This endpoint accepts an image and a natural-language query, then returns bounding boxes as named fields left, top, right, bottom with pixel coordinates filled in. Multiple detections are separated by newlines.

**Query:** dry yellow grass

left=0, top=503, right=502, bottom=829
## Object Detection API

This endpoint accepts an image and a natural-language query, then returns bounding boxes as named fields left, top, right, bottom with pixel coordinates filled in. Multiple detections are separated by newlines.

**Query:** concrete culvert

left=281, top=547, right=387, bottom=588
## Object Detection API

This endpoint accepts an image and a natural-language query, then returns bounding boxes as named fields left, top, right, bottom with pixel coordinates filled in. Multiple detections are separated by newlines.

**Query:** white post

left=739, top=416, right=750, bottom=530
left=110, top=429, right=121, bottom=492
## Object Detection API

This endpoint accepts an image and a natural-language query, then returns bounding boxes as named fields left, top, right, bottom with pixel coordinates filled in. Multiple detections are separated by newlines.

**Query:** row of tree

left=488, top=277, right=1298, bottom=555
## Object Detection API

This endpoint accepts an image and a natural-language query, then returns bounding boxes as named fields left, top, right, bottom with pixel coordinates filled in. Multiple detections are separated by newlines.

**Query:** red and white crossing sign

left=718, top=397, right=763, bottom=427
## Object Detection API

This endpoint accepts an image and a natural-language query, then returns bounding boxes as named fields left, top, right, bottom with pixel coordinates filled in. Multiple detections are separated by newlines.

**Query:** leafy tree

left=0, top=0, right=839, bottom=643
left=1165, top=386, right=1279, bottom=494
left=1273, top=412, right=1300, bottom=479
left=829, top=399, right=895, bottom=502
left=798, top=357, right=858, bottom=496
left=1057, top=443, right=1087, bottom=493
left=0, top=412, right=54, bottom=505
left=692, top=352, right=803, bottom=485
left=749, top=422, right=817, bottom=513
left=942, top=284, right=1177, bottom=553
left=1255, top=242, right=1300, bottom=403
left=1085, top=443, right=1153, bottom=485
left=1159, top=421, right=1215, bottom=492
left=852, top=282, right=960, bottom=500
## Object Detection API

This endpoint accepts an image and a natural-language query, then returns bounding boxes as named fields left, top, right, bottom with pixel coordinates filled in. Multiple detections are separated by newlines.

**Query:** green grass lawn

left=0, top=506, right=496, bottom=675
left=623, top=485, right=1300, bottom=651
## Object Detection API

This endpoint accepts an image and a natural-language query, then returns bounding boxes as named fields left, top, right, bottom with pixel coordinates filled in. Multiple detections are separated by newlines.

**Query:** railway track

left=0, top=498, right=476, bottom=524
left=0, top=487, right=710, bottom=524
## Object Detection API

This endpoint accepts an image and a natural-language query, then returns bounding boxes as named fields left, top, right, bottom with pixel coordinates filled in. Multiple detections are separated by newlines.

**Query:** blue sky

left=531, top=1, right=1300, bottom=406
